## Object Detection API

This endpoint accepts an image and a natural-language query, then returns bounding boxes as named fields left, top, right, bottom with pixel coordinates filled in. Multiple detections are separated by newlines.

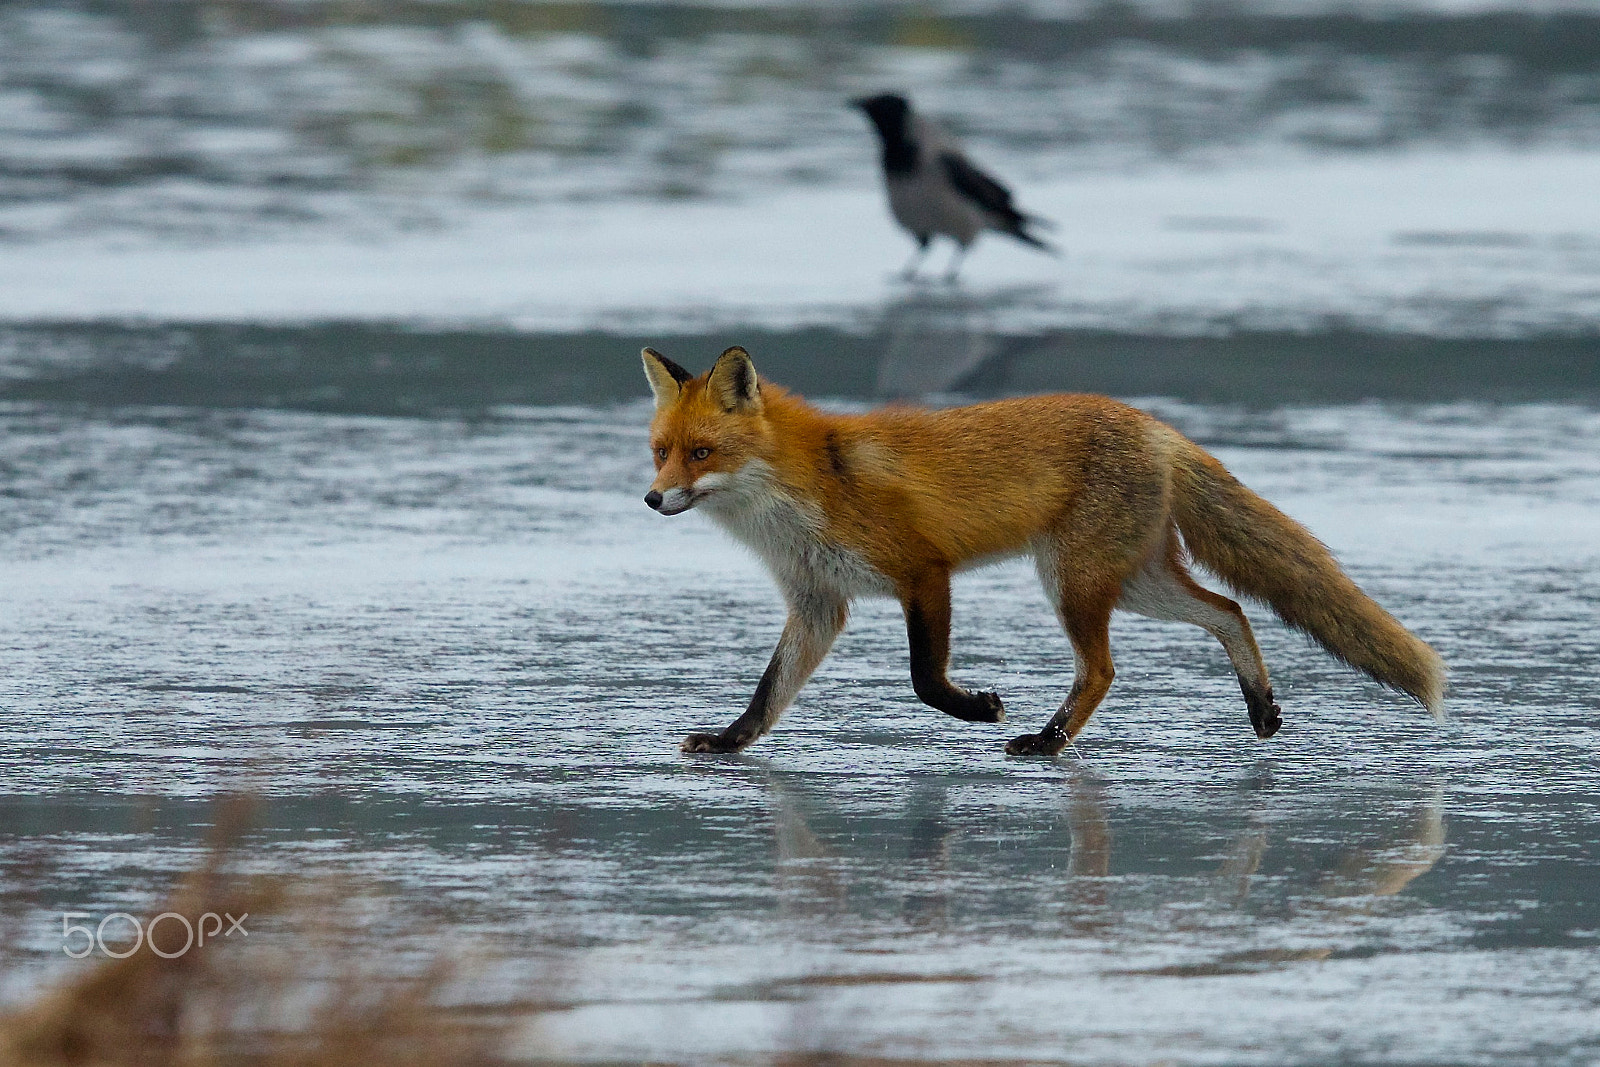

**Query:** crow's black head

left=851, top=93, right=916, bottom=174
left=852, top=93, right=910, bottom=139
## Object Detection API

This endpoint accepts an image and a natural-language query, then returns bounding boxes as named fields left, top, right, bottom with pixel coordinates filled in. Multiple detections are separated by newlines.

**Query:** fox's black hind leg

left=1118, top=536, right=1282, bottom=740
left=1243, top=684, right=1283, bottom=739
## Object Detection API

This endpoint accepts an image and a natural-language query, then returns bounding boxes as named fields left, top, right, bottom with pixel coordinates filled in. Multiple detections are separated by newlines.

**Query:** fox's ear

left=707, top=346, right=762, bottom=413
left=641, top=347, right=692, bottom=409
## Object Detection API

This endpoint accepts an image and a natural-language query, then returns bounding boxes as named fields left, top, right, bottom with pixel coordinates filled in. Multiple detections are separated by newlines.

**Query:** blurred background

left=6, top=0, right=1600, bottom=225
left=3, top=0, right=1600, bottom=398
left=2, top=2, right=1600, bottom=1065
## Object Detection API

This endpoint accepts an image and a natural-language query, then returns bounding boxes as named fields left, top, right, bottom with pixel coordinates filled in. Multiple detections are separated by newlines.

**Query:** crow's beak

left=848, top=97, right=869, bottom=111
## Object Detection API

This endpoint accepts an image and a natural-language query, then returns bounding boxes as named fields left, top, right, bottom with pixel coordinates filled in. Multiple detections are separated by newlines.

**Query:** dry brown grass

left=0, top=797, right=511, bottom=1067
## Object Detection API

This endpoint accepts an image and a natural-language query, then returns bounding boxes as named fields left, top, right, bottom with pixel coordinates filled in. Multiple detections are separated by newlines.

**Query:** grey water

left=7, top=0, right=1600, bottom=241
left=2, top=324, right=1599, bottom=1063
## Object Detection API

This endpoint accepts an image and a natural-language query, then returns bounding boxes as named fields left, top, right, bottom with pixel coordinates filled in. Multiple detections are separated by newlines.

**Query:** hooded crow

left=852, top=93, right=1055, bottom=280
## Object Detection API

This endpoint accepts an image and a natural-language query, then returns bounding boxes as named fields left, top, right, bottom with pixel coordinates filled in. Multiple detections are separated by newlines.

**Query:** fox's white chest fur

left=700, top=459, right=893, bottom=603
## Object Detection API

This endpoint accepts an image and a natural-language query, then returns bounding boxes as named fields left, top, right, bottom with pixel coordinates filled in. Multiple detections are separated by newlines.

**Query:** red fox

left=643, top=345, right=1445, bottom=757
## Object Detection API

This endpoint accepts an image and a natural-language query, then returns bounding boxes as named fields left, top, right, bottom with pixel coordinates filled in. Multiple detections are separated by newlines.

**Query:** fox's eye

left=691, top=447, right=712, bottom=461
left=655, top=447, right=667, bottom=461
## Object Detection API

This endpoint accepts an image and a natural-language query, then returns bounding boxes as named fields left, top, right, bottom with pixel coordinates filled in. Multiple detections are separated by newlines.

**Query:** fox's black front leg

left=681, top=653, right=782, bottom=754
left=682, top=595, right=847, bottom=754
left=902, top=570, right=1004, bottom=724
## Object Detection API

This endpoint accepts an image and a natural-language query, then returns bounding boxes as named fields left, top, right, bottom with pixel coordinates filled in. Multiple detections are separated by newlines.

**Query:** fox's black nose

left=644, top=490, right=664, bottom=510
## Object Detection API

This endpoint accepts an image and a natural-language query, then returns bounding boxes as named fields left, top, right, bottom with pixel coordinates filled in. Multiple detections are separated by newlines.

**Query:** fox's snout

left=644, top=484, right=695, bottom=515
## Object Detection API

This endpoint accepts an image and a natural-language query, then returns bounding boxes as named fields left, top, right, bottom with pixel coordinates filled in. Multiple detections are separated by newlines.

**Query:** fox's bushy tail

left=1169, top=439, right=1446, bottom=717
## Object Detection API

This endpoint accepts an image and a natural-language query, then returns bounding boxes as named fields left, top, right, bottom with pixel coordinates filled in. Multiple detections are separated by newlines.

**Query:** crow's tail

left=1006, top=220, right=1059, bottom=255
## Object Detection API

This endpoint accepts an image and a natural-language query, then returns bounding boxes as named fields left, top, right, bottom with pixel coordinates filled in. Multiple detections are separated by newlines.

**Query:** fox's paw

left=975, top=690, right=1006, bottom=723
left=1245, top=689, right=1283, bottom=739
left=681, top=732, right=744, bottom=754
left=1251, top=703, right=1283, bottom=739
left=947, top=690, right=1005, bottom=724
left=1004, top=730, right=1067, bottom=758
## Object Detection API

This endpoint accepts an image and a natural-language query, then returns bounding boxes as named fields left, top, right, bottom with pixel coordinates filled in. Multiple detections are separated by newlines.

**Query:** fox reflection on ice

left=756, top=762, right=1446, bottom=968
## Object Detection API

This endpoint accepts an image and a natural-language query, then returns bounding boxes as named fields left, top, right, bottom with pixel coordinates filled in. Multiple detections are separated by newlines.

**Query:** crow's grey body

left=884, top=112, right=986, bottom=248
left=853, top=93, right=1054, bottom=278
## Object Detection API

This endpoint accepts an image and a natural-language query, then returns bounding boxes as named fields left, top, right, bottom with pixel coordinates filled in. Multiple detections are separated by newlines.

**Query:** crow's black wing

left=938, top=150, right=1054, bottom=251
left=939, top=151, right=1021, bottom=223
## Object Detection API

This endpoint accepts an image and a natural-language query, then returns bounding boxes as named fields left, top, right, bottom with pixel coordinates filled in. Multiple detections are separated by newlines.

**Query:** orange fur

left=644, top=346, right=1445, bottom=757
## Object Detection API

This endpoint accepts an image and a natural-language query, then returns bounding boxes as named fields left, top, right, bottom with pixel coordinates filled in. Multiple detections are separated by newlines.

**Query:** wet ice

left=1, top=391, right=1597, bottom=1062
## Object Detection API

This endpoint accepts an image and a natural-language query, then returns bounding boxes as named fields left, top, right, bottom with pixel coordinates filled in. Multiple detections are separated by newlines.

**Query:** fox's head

left=641, top=345, right=770, bottom=516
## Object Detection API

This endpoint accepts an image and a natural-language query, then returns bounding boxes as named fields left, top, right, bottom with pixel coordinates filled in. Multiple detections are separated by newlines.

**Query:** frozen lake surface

left=2, top=349, right=1598, bottom=1062
left=6, top=149, right=1600, bottom=339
